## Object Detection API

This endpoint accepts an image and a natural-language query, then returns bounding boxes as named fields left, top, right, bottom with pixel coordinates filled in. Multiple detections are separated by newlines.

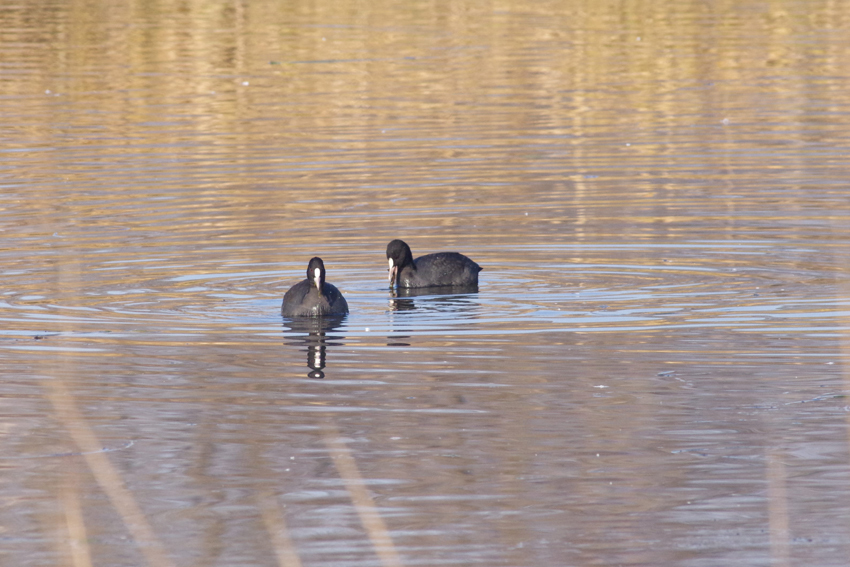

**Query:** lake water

left=3, top=1, right=850, bottom=566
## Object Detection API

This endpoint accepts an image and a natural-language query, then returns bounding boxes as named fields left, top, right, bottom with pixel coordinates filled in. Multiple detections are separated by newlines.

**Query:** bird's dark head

left=307, top=257, right=326, bottom=293
left=386, top=239, right=414, bottom=287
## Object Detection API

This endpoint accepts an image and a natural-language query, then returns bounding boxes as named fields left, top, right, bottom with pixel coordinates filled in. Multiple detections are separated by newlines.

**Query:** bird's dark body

left=281, top=257, right=349, bottom=317
left=387, top=240, right=481, bottom=288
left=281, top=280, right=348, bottom=317
left=397, top=252, right=481, bottom=288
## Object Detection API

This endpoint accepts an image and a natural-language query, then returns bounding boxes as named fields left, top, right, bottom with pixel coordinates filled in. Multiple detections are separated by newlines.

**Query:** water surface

left=3, top=1, right=850, bottom=566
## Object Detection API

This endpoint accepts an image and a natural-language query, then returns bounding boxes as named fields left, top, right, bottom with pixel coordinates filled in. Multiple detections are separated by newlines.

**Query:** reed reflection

left=282, top=315, right=346, bottom=379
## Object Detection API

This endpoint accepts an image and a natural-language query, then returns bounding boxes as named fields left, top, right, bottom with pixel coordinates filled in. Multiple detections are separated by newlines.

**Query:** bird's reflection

left=387, top=286, right=480, bottom=347
left=282, top=315, right=346, bottom=379
left=388, top=285, right=480, bottom=312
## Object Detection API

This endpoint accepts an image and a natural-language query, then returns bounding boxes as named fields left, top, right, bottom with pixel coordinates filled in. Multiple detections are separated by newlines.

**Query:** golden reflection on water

left=3, top=0, right=847, bottom=264
left=3, top=0, right=850, bottom=566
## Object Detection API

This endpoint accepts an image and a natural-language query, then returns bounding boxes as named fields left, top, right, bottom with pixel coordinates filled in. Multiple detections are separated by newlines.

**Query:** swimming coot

left=386, top=239, right=481, bottom=288
left=282, top=257, right=349, bottom=317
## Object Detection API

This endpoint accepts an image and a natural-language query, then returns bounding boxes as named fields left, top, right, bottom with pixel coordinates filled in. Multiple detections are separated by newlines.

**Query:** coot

left=386, top=239, right=481, bottom=288
left=282, top=257, right=349, bottom=317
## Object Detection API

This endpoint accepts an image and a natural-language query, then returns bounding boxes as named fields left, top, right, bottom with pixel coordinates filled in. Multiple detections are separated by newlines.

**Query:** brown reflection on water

left=3, top=0, right=850, bottom=566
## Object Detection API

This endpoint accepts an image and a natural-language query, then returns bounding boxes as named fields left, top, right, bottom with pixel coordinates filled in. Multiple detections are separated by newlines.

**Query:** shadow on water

left=282, top=315, right=346, bottom=379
